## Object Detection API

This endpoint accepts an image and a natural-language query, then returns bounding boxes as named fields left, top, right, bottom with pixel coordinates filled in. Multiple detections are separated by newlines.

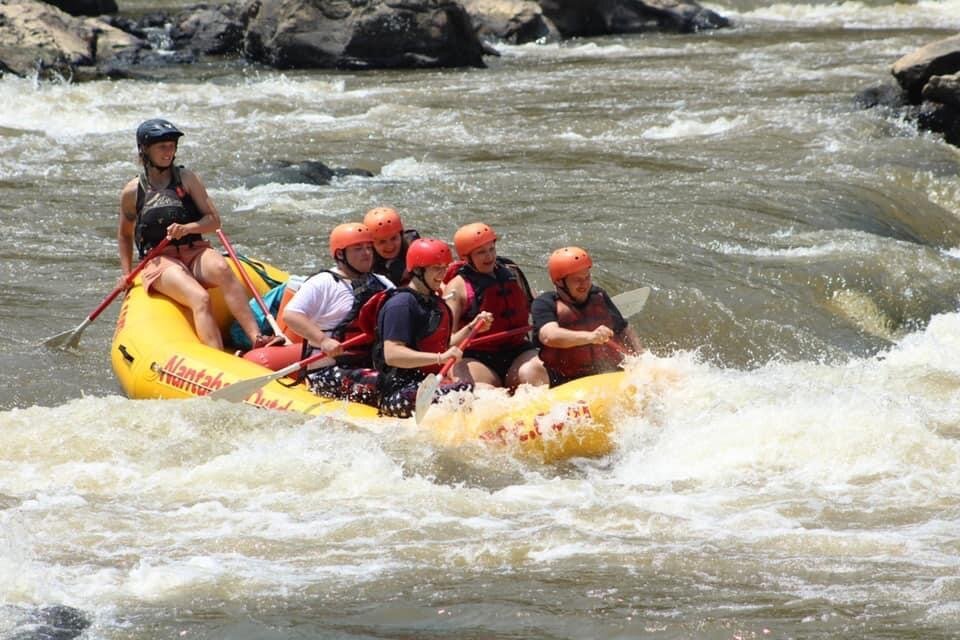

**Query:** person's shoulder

left=382, top=288, right=417, bottom=312
left=176, top=165, right=197, bottom=180
left=500, top=257, right=530, bottom=280
left=303, top=270, right=340, bottom=289
left=532, top=290, right=558, bottom=307
left=445, top=272, right=466, bottom=289
left=374, top=274, right=395, bottom=289
left=120, top=176, right=138, bottom=196
left=176, top=166, right=198, bottom=185
left=119, top=177, right=139, bottom=211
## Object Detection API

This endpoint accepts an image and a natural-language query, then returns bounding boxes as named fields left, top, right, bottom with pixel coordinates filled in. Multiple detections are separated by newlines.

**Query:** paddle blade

left=414, top=373, right=439, bottom=424
left=208, top=364, right=298, bottom=403
left=40, top=318, right=90, bottom=350
left=612, top=286, right=651, bottom=319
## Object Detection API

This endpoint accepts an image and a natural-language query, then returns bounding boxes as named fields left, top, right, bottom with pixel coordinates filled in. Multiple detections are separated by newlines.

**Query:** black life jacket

left=134, top=165, right=203, bottom=257
left=319, top=270, right=390, bottom=367
left=537, top=287, right=623, bottom=380
left=373, top=288, right=452, bottom=395
left=444, top=257, right=532, bottom=351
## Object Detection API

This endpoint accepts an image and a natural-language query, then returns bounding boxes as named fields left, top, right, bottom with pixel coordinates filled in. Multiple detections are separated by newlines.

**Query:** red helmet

left=406, top=238, right=453, bottom=271
left=453, top=222, right=497, bottom=259
left=329, top=222, right=373, bottom=258
left=363, top=207, right=404, bottom=240
left=548, top=246, right=593, bottom=282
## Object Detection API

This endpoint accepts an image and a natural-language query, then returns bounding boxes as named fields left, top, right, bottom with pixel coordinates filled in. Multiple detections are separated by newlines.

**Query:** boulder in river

left=173, top=2, right=247, bottom=55
left=242, top=0, right=488, bottom=70
left=537, top=0, right=730, bottom=37
left=243, top=161, right=375, bottom=188
left=461, top=0, right=560, bottom=44
left=891, top=34, right=960, bottom=104
left=883, top=35, right=960, bottom=148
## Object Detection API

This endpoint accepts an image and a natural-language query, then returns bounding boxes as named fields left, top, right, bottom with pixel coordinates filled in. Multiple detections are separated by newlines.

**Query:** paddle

left=40, top=237, right=173, bottom=350
left=611, top=286, right=650, bottom=319
left=216, top=228, right=291, bottom=345
left=411, top=286, right=651, bottom=423
left=450, top=287, right=651, bottom=351
left=467, top=325, right=531, bottom=349
left=209, top=333, right=371, bottom=403
left=414, top=323, right=483, bottom=424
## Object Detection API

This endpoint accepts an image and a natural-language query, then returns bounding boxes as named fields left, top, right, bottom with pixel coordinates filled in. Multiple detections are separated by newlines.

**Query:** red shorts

left=140, top=240, right=214, bottom=293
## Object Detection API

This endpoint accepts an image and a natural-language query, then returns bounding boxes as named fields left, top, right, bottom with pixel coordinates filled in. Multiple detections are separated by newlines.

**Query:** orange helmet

left=406, top=238, right=453, bottom=271
left=363, top=207, right=404, bottom=240
left=548, top=246, right=593, bottom=282
left=453, top=222, right=497, bottom=259
left=329, top=222, right=374, bottom=258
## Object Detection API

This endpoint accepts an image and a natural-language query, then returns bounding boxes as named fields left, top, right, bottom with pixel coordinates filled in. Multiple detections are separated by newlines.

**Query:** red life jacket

left=373, top=288, right=453, bottom=381
left=444, top=257, right=531, bottom=352
left=538, top=288, right=623, bottom=380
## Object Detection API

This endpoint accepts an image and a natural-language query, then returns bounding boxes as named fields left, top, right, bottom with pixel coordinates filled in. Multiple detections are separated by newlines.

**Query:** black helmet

left=136, top=118, right=184, bottom=148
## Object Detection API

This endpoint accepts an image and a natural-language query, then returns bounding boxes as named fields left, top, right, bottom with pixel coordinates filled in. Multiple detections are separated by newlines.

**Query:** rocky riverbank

left=858, top=33, right=960, bottom=148
left=0, top=0, right=729, bottom=79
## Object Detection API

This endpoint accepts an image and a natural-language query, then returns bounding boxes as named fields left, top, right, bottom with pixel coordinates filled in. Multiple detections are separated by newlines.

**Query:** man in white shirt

left=282, top=222, right=395, bottom=405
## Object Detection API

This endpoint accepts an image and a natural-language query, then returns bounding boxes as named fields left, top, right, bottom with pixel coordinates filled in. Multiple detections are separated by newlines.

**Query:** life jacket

left=373, top=288, right=452, bottom=395
left=372, top=229, right=420, bottom=286
left=538, top=287, right=623, bottom=380
left=305, top=270, right=389, bottom=367
left=443, top=257, right=531, bottom=352
left=275, top=274, right=307, bottom=343
left=134, top=165, right=203, bottom=257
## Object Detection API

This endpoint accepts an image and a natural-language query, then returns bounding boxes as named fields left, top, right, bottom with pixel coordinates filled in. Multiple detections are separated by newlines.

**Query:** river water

left=3, top=0, right=960, bottom=637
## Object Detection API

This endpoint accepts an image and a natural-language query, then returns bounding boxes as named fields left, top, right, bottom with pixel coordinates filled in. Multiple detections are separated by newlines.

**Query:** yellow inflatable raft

left=110, top=255, right=638, bottom=461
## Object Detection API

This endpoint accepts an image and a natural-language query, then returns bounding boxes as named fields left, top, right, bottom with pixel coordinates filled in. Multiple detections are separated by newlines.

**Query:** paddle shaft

left=216, top=228, right=290, bottom=343
left=454, top=287, right=648, bottom=352
left=290, top=333, right=371, bottom=373
left=209, top=333, right=371, bottom=402
left=466, top=325, right=531, bottom=349
left=91, top=237, right=172, bottom=322
left=439, top=322, right=485, bottom=378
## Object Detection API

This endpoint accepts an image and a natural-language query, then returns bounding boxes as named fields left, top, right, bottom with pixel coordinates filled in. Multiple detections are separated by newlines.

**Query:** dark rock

left=242, top=0, right=487, bottom=70
left=462, top=0, right=559, bottom=44
left=918, top=100, right=960, bottom=146
left=173, top=3, right=246, bottom=55
left=891, top=34, right=960, bottom=104
left=922, top=72, right=960, bottom=110
left=7, top=605, right=90, bottom=640
left=243, top=161, right=374, bottom=188
left=41, top=0, right=117, bottom=16
left=537, top=0, right=729, bottom=38
left=853, top=82, right=906, bottom=110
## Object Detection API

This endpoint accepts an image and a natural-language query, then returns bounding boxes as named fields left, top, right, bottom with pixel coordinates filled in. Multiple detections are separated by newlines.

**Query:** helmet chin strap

left=141, top=151, right=176, bottom=173
left=556, top=279, right=576, bottom=302
left=335, top=251, right=365, bottom=279
left=411, top=268, right=432, bottom=292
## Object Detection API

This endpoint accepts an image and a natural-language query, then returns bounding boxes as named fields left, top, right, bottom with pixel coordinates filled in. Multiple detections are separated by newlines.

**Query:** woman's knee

left=201, top=256, right=235, bottom=285
left=187, top=288, right=212, bottom=313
